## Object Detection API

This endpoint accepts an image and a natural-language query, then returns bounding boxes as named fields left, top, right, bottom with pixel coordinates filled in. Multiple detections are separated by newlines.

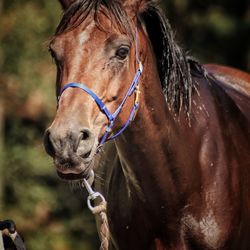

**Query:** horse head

left=44, top=0, right=149, bottom=180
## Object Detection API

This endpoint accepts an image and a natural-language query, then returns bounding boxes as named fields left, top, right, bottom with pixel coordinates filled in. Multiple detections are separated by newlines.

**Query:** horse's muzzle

left=43, top=127, right=96, bottom=180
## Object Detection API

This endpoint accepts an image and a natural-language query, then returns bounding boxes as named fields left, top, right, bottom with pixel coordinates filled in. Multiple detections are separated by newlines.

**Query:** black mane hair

left=55, top=0, right=194, bottom=113
left=141, top=4, right=193, bottom=113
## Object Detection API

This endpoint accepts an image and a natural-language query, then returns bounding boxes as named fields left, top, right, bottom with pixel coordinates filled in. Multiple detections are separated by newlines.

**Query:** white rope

left=83, top=177, right=110, bottom=250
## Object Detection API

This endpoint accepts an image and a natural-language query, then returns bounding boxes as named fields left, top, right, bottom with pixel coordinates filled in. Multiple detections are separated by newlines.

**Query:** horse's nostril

left=73, top=129, right=92, bottom=152
left=81, top=129, right=91, bottom=141
left=77, top=128, right=95, bottom=159
left=44, top=130, right=56, bottom=157
left=82, top=151, right=91, bottom=159
left=44, top=127, right=95, bottom=160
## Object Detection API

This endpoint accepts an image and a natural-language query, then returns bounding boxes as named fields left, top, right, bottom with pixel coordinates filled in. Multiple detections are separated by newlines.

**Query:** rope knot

left=91, top=201, right=107, bottom=215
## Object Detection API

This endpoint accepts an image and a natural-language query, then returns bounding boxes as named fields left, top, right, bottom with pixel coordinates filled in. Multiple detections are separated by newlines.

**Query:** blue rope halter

left=58, top=31, right=143, bottom=145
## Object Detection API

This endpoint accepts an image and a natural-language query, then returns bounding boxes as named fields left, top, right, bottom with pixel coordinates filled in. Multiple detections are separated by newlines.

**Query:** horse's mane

left=56, top=0, right=195, bottom=113
left=141, top=4, right=193, bottom=113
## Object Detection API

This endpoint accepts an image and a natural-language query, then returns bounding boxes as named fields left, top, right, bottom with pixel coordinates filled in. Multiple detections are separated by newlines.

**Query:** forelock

left=55, top=0, right=134, bottom=36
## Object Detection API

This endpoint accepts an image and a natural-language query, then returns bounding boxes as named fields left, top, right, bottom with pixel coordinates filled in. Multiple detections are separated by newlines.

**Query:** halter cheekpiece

left=58, top=31, right=143, bottom=146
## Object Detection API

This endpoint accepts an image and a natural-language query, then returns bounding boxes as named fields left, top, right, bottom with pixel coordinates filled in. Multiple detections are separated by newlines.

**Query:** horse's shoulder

left=203, top=64, right=250, bottom=121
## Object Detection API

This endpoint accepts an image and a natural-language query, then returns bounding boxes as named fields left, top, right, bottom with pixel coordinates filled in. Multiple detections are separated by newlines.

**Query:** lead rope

left=82, top=177, right=110, bottom=250
left=94, top=208, right=109, bottom=250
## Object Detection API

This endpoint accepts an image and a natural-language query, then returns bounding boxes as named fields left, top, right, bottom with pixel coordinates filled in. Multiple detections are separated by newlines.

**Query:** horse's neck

left=114, top=56, right=187, bottom=213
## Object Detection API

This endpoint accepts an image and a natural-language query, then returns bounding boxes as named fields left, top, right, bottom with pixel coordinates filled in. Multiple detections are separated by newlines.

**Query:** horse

left=43, top=0, right=250, bottom=249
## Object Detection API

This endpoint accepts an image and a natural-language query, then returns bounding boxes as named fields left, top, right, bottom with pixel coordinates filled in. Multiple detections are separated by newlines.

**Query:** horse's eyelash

left=48, top=47, right=55, bottom=57
left=51, top=58, right=56, bottom=64
left=48, top=48, right=57, bottom=64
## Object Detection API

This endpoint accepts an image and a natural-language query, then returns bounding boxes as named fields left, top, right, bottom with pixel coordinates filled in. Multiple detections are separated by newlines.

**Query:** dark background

left=0, top=0, right=249, bottom=249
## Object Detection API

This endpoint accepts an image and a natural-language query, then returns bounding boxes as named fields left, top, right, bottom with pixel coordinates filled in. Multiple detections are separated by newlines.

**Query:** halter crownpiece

left=58, top=31, right=143, bottom=146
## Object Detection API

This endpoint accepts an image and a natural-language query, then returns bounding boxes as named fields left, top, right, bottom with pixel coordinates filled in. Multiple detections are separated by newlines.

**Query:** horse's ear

left=58, top=0, right=77, bottom=11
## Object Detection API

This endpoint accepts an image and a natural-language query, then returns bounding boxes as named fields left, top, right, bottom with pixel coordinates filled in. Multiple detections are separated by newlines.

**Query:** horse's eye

left=48, top=48, right=59, bottom=64
left=115, top=46, right=129, bottom=60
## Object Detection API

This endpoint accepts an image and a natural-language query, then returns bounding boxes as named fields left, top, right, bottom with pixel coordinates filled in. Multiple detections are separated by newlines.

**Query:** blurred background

left=0, top=0, right=249, bottom=249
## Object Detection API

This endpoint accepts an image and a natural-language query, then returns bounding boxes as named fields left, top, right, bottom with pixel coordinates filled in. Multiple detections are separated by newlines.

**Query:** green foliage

left=163, top=0, right=250, bottom=70
left=0, top=0, right=249, bottom=249
left=1, top=0, right=98, bottom=249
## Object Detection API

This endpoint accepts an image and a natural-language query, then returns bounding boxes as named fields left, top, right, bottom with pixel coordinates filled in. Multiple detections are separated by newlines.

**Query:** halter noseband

left=58, top=32, right=143, bottom=146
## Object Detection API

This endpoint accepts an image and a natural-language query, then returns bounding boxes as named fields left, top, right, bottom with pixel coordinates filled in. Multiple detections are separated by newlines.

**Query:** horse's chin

left=54, top=158, right=94, bottom=181
left=56, top=169, right=91, bottom=181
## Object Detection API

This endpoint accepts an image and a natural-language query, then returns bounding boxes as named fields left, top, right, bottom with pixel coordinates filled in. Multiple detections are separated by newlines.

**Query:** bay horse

left=43, top=0, right=250, bottom=249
